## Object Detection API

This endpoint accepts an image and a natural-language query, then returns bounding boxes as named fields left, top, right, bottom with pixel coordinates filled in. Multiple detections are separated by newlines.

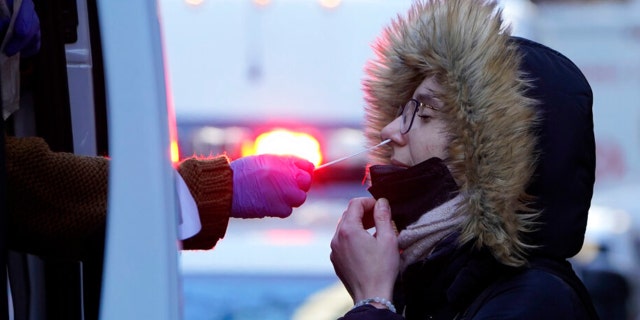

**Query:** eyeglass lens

left=400, top=100, right=419, bottom=134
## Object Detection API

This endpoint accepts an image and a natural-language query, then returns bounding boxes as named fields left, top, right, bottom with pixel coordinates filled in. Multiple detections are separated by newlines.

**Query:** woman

left=330, top=0, right=598, bottom=318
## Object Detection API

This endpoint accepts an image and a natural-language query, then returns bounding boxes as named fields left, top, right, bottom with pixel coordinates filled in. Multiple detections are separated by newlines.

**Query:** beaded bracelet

left=352, top=297, right=397, bottom=313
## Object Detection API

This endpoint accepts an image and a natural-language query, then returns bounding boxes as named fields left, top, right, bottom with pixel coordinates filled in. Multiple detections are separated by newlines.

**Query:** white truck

left=531, top=0, right=640, bottom=189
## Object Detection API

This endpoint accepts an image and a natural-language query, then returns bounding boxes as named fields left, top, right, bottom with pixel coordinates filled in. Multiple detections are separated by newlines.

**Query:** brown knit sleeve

left=5, top=136, right=109, bottom=260
left=177, top=155, right=233, bottom=250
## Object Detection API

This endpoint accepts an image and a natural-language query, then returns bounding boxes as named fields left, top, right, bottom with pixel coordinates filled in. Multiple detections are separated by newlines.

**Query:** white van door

left=97, top=1, right=181, bottom=319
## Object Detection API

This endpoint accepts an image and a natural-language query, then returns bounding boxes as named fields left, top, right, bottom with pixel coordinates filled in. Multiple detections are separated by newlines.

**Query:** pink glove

left=229, top=154, right=314, bottom=218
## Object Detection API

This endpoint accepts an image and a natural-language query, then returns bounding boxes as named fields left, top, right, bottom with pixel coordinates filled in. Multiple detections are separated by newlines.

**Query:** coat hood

left=362, top=0, right=594, bottom=266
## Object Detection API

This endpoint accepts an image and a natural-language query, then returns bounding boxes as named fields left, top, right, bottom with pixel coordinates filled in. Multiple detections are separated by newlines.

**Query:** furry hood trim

left=362, top=0, right=540, bottom=266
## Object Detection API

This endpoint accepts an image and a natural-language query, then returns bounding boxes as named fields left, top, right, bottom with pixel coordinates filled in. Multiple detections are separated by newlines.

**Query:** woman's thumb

left=373, top=198, right=395, bottom=236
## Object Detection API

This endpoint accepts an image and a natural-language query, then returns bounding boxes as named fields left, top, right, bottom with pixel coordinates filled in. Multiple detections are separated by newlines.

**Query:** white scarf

left=397, top=194, right=465, bottom=269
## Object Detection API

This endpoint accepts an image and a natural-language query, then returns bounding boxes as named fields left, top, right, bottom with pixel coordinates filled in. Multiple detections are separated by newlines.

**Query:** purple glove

left=1, top=0, right=41, bottom=57
left=230, top=154, right=314, bottom=219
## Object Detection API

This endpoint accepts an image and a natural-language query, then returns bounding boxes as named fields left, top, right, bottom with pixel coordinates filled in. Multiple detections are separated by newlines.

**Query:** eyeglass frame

left=396, top=98, right=439, bottom=134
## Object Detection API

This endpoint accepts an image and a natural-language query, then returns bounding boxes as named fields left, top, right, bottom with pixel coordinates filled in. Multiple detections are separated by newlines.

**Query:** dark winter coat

left=339, top=0, right=597, bottom=318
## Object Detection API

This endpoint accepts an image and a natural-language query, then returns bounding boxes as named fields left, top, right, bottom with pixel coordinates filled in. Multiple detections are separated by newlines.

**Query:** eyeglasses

left=396, top=98, right=437, bottom=134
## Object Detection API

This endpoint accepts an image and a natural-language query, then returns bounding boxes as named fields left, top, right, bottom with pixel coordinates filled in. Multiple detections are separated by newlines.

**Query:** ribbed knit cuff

left=177, top=156, right=232, bottom=250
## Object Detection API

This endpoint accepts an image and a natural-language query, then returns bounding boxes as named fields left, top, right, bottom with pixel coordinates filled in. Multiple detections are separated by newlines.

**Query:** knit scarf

left=397, top=196, right=465, bottom=268
left=368, top=157, right=463, bottom=269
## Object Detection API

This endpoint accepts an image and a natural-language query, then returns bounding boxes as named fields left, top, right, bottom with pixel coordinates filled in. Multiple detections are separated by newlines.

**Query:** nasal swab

left=315, top=139, right=391, bottom=170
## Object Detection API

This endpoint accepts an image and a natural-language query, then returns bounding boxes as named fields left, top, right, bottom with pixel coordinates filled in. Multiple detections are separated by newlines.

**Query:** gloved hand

left=230, top=154, right=314, bottom=218
left=0, top=0, right=40, bottom=57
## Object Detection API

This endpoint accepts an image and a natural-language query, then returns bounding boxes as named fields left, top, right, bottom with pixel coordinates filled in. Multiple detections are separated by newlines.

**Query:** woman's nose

left=380, top=116, right=406, bottom=145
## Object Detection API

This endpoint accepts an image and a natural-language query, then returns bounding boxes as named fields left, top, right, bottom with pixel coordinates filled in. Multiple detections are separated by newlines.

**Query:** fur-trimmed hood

left=363, top=0, right=594, bottom=266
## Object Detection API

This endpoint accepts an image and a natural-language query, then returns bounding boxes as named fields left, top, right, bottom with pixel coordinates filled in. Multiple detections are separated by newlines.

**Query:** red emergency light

left=242, top=129, right=323, bottom=167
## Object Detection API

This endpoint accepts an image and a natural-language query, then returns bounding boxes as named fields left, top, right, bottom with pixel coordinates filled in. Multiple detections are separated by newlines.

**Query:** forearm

left=5, top=135, right=109, bottom=260
left=5, top=135, right=234, bottom=257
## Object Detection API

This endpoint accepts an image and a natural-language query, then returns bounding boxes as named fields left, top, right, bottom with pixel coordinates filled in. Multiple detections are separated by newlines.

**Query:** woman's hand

left=330, top=197, right=400, bottom=304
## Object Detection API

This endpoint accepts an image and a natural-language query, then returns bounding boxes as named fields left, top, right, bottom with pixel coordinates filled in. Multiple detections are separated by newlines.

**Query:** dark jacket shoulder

left=468, top=267, right=596, bottom=320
